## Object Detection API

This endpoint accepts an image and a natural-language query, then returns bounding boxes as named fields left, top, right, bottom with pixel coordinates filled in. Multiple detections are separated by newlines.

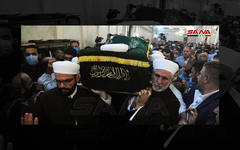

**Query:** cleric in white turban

left=53, top=61, right=80, bottom=75
left=22, top=60, right=113, bottom=125
left=152, top=58, right=179, bottom=76
left=126, top=58, right=186, bottom=126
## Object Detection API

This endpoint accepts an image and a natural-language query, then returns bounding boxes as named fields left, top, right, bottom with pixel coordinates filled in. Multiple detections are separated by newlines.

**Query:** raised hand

left=21, top=112, right=39, bottom=125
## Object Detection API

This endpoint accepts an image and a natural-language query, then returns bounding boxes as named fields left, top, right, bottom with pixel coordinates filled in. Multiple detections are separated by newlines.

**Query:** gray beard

left=152, top=82, right=170, bottom=92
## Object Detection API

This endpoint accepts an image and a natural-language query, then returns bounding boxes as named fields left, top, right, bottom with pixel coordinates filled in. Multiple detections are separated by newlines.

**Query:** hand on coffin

left=135, top=88, right=152, bottom=108
left=91, top=89, right=109, bottom=100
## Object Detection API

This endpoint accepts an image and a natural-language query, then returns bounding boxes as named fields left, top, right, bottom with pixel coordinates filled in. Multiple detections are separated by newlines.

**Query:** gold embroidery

left=78, top=56, right=150, bottom=68
left=147, top=42, right=151, bottom=59
left=90, top=65, right=130, bottom=80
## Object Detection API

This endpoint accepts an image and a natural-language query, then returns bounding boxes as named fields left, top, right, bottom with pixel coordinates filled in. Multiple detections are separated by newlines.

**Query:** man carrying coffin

left=21, top=61, right=113, bottom=125
left=122, top=58, right=187, bottom=126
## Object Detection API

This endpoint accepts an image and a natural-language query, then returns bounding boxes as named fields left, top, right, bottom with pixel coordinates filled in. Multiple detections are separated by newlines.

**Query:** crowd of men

left=0, top=29, right=221, bottom=148
left=0, top=2, right=239, bottom=148
left=4, top=37, right=219, bottom=127
left=151, top=40, right=219, bottom=125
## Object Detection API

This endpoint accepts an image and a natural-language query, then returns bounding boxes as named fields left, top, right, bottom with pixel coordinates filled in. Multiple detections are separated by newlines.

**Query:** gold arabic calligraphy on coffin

left=90, top=65, right=131, bottom=80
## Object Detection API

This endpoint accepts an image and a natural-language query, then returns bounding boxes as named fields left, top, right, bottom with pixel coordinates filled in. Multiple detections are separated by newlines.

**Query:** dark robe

left=32, top=86, right=115, bottom=126
left=120, top=87, right=181, bottom=126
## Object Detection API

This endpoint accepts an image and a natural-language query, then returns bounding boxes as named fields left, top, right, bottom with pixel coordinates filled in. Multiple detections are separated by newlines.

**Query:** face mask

left=26, top=55, right=38, bottom=65
left=73, top=47, right=79, bottom=53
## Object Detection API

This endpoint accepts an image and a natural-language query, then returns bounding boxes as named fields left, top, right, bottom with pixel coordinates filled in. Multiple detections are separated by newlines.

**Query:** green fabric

left=77, top=35, right=151, bottom=92
left=81, top=47, right=100, bottom=51
left=79, top=35, right=149, bottom=57
left=111, top=35, right=148, bottom=50
left=127, top=48, right=148, bottom=56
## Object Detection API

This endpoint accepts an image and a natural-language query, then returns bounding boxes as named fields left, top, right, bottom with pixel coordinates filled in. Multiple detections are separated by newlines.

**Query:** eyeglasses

left=56, top=78, right=74, bottom=85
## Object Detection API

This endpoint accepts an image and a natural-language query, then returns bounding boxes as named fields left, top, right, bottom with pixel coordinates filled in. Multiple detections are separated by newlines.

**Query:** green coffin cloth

left=78, top=48, right=152, bottom=93
left=110, top=35, right=148, bottom=50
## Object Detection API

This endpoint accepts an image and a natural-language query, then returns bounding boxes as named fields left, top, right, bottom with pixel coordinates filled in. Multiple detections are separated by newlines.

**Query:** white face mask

left=26, top=55, right=38, bottom=65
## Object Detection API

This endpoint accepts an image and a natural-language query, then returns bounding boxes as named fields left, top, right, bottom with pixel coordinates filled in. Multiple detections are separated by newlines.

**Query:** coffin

left=78, top=35, right=152, bottom=93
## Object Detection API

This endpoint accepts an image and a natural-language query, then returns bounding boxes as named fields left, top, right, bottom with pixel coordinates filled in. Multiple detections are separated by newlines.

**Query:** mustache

left=59, top=88, right=70, bottom=90
left=60, top=88, right=70, bottom=90
left=153, top=83, right=163, bottom=87
left=59, top=88, right=71, bottom=96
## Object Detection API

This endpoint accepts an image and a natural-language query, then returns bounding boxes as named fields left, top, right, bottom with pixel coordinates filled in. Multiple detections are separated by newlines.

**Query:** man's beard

left=152, top=82, right=171, bottom=92
left=58, top=83, right=77, bottom=96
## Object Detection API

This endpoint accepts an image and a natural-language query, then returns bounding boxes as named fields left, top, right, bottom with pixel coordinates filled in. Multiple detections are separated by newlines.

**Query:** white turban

left=153, top=59, right=179, bottom=76
left=150, top=51, right=165, bottom=61
left=71, top=57, right=79, bottom=64
left=53, top=61, right=80, bottom=75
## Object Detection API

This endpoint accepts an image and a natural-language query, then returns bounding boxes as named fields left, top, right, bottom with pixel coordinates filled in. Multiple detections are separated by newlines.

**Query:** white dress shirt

left=188, top=89, right=219, bottom=109
left=186, top=89, right=219, bottom=121
left=37, top=73, right=57, bottom=91
left=127, top=96, right=143, bottom=121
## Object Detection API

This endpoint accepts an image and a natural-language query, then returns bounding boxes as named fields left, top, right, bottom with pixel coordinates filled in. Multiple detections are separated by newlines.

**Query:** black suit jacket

left=184, top=87, right=219, bottom=125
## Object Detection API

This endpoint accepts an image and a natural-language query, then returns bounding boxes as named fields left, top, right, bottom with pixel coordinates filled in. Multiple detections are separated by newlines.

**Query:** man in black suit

left=183, top=61, right=219, bottom=125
